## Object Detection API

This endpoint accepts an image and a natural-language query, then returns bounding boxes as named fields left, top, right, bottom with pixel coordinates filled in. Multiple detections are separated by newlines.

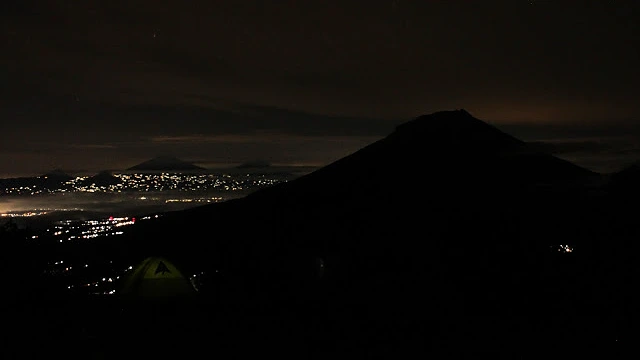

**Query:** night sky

left=2, top=0, right=639, bottom=177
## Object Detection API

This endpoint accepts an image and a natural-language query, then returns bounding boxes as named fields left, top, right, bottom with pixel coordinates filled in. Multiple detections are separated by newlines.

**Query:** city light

left=2, top=172, right=288, bottom=195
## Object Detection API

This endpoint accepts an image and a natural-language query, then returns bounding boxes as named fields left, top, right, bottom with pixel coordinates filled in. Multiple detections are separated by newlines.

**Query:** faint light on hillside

left=558, top=245, right=573, bottom=253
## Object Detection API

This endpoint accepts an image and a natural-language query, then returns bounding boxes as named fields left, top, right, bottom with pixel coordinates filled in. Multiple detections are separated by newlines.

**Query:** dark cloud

left=2, top=100, right=399, bottom=139
left=2, top=0, right=640, bottom=176
left=1, top=100, right=390, bottom=175
left=526, top=140, right=614, bottom=156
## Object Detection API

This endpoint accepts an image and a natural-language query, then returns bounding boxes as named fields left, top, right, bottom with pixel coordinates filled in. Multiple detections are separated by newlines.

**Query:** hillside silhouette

left=119, top=110, right=628, bottom=356
left=8, top=110, right=636, bottom=358
left=41, top=169, right=73, bottom=181
left=80, top=170, right=122, bottom=187
left=0, top=169, right=74, bottom=193
left=127, top=156, right=205, bottom=171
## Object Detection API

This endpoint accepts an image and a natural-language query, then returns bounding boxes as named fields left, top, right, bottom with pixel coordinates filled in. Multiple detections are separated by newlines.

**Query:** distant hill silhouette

left=127, top=156, right=205, bottom=171
left=0, top=169, right=75, bottom=192
left=38, top=169, right=74, bottom=189
left=40, top=169, right=73, bottom=180
left=81, top=170, right=122, bottom=187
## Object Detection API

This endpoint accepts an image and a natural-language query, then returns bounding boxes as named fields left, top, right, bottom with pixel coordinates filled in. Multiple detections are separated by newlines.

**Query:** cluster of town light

left=558, top=244, right=574, bottom=253
left=47, top=216, right=140, bottom=242
left=61, top=262, right=136, bottom=295
left=2, top=173, right=286, bottom=195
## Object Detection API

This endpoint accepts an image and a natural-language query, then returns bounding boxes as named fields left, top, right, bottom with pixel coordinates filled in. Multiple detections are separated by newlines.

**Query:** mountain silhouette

left=40, top=169, right=73, bottom=180
left=223, top=109, right=597, bottom=208
left=0, top=169, right=75, bottom=192
left=139, top=109, right=600, bottom=266
left=120, top=110, right=614, bottom=353
left=138, top=112, right=596, bottom=256
left=82, top=170, right=122, bottom=187
left=37, top=169, right=74, bottom=189
left=127, top=156, right=205, bottom=171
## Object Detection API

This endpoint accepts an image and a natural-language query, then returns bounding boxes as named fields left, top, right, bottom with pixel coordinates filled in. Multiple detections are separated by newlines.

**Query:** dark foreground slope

left=6, top=110, right=638, bottom=358
left=123, top=110, right=633, bottom=356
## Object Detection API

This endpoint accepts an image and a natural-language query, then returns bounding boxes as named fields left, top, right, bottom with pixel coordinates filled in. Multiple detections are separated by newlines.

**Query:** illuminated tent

left=118, top=256, right=197, bottom=301
left=116, top=257, right=202, bottom=348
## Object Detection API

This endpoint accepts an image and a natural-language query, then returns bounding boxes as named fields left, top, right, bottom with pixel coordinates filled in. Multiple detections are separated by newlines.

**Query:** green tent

left=115, top=257, right=204, bottom=348
left=118, top=257, right=197, bottom=301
